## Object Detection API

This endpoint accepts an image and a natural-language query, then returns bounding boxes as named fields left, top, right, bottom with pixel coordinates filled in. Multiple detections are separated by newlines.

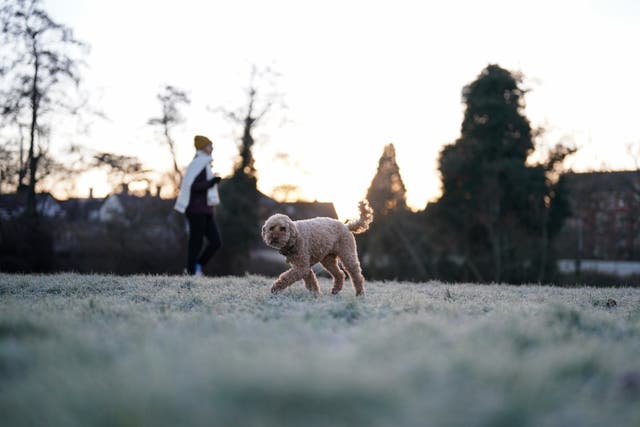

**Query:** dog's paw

left=271, top=282, right=286, bottom=294
left=331, top=288, right=341, bottom=295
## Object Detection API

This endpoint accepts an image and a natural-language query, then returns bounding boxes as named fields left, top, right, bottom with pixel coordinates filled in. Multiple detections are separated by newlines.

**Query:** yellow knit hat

left=194, top=135, right=213, bottom=150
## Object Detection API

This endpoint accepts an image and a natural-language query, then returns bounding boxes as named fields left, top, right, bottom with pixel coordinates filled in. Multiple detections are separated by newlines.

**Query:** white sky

left=44, top=0, right=640, bottom=219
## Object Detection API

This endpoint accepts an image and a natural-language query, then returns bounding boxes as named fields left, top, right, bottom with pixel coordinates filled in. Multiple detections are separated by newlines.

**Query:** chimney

left=89, top=187, right=93, bottom=199
left=156, top=185, right=162, bottom=198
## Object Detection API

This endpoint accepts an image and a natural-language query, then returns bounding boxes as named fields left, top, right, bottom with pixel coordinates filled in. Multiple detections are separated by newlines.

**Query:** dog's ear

left=286, top=218, right=298, bottom=244
left=261, top=216, right=275, bottom=242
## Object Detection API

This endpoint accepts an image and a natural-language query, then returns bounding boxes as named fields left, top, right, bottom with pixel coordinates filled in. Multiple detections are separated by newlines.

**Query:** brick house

left=556, top=171, right=640, bottom=275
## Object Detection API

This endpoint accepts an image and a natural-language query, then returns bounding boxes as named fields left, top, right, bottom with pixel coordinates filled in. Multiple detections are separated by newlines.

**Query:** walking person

left=174, top=135, right=222, bottom=275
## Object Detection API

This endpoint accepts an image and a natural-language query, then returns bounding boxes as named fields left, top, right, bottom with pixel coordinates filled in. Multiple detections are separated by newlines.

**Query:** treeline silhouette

left=1, top=63, right=638, bottom=285
left=0, top=1, right=637, bottom=285
left=359, top=64, right=575, bottom=284
left=0, top=64, right=600, bottom=285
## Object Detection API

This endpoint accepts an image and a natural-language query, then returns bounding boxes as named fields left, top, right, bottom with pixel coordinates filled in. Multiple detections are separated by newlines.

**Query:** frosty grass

left=1, top=273, right=639, bottom=427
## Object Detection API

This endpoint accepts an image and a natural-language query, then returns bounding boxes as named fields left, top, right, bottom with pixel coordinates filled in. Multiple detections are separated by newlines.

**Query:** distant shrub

left=0, top=218, right=53, bottom=273
left=553, top=271, right=640, bottom=287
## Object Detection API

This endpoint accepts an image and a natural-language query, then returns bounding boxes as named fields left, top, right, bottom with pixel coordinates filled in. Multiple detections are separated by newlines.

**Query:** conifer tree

left=436, top=64, right=572, bottom=283
left=366, top=143, right=408, bottom=218
left=362, top=143, right=429, bottom=280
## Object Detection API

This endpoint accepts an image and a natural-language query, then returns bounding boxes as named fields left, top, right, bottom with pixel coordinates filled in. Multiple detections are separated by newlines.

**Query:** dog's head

left=261, top=214, right=298, bottom=250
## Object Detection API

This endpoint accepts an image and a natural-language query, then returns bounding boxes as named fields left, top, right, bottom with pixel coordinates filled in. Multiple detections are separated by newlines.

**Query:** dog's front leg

left=271, top=266, right=309, bottom=294
left=303, top=270, right=321, bottom=295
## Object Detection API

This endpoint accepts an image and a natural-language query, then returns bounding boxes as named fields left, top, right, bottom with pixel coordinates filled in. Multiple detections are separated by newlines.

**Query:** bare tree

left=147, top=85, right=190, bottom=195
left=271, top=184, right=301, bottom=202
left=91, top=152, right=152, bottom=193
left=0, top=0, right=88, bottom=216
left=0, top=122, right=30, bottom=193
left=36, top=143, right=95, bottom=198
left=217, top=65, right=285, bottom=178
left=0, top=139, right=21, bottom=193
left=211, top=65, right=286, bottom=274
left=269, top=152, right=308, bottom=202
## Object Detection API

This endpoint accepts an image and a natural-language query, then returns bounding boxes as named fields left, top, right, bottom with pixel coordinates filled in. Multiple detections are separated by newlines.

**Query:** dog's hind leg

left=338, top=251, right=365, bottom=296
left=321, top=255, right=345, bottom=295
left=303, top=269, right=321, bottom=295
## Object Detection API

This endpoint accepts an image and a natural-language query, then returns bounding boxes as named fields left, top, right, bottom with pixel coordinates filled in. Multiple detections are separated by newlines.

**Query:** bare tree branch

left=147, top=84, right=190, bottom=196
left=0, top=0, right=88, bottom=216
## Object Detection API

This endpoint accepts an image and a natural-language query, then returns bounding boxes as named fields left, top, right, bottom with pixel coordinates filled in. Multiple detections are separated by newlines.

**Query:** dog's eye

left=279, top=226, right=286, bottom=231
left=269, top=226, right=275, bottom=231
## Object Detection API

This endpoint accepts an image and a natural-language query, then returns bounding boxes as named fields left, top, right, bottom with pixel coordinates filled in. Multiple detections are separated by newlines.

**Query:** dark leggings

left=186, top=212, right=222, bottom=274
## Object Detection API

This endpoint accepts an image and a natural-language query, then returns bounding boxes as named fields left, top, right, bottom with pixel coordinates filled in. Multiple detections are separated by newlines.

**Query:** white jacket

left=174, top=151, right=218, bottom=213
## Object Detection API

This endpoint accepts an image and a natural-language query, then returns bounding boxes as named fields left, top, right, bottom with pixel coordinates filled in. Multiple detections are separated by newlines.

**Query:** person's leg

left=197, top=213, right=222, bottom=268
left=186, top=213, right=206, bottom=275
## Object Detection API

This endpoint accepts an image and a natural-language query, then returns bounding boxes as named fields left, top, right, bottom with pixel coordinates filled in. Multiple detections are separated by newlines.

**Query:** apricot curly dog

left=261, top=200, right=373, bottom=296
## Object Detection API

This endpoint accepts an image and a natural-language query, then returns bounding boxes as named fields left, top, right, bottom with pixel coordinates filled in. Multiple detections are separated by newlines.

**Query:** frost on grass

left=0, top=273, right=639, bottom=427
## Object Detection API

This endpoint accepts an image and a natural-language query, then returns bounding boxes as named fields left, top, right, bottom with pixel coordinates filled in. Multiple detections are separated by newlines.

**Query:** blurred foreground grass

left=1, top=273, right=639, bottom=427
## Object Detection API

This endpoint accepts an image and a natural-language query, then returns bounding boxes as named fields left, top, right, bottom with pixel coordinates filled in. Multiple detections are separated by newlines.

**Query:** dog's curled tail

left=345, top=200, right=373, bottom=234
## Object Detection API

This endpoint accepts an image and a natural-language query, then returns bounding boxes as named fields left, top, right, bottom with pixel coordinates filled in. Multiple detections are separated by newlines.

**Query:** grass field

left=1, top=273, right=639, bottom=427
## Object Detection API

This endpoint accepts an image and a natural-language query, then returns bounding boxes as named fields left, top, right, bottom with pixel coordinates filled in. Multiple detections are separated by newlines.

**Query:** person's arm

left=191, top=170, right=220, bottom=192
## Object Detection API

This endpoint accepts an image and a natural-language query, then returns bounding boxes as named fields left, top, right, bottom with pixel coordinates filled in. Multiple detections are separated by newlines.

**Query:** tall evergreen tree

left=436, top=64, right=572, bottom=283
left=366, top=143, right=408, bottom=217
left=362, top=143, right=429, bottom=280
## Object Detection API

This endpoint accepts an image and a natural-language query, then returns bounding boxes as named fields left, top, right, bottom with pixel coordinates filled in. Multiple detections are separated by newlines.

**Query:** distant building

left=99, top=193, right=126, bottom=222
left=556, top=170, right=640, bottom=275
left=258, top=192, right=338, bottom=222
left=98, top=190, right=174, bottom=224
left=0, top=191, right=62, bottom=219
left=0, top=186, right=339, bottom=275
left=58, top=197, right=103, bottom=222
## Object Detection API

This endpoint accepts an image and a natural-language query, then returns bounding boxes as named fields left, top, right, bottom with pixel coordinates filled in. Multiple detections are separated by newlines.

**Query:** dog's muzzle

left=268, top=236, right=280, bottom=246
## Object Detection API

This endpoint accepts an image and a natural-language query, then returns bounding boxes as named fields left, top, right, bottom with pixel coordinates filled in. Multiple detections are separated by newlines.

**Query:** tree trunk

left=389, top=221, right=429, bottom=279
left=18, top=128, right=27, bottom=187
left=489, top=226, right=502, bottom=282
left=465, top=255, right=484, bottom=282
left=537, top=207, right=550, bottom=283
left=163, top=125, right=182, bottom=196
left=26, top=40, right=40, bottom=218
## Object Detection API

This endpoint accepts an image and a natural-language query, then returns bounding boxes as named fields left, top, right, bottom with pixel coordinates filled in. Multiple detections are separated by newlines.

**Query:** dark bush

left=0, top=218, right=54, bottom=273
